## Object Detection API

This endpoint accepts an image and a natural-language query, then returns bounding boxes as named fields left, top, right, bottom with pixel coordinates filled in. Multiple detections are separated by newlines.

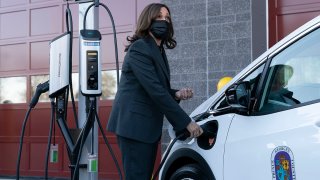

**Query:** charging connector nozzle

left=175, top=121, right=217, bottom=141
left=175, top=129, right=191, bottom=141
left=30, top=80, right=49, bottom=108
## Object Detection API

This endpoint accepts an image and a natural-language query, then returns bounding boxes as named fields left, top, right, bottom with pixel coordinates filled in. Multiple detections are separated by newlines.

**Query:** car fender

left=160, top=148, right=215, bottom=180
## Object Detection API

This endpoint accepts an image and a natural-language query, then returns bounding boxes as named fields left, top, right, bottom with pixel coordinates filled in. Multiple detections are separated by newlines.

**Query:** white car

left=160, top=15, right=320, bottom=180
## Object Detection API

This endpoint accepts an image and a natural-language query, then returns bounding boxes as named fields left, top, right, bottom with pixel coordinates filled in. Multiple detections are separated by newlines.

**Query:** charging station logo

left=84, top=42, right=100, bottom=46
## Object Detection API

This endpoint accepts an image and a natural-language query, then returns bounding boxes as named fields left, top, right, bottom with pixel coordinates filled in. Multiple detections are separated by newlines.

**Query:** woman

left=107, top=3, right=203, bottom=179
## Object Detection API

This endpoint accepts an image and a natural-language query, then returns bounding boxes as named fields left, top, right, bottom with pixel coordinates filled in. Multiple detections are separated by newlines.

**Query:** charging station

left=49, top=2, right=101, bottom=180
left=79, top=29, right=102, bottom=96
left=77, top=2, right=99, bottom=180
left=49, top=32, right=70, bottom=98
left=15, top=1, right=122, bottom=180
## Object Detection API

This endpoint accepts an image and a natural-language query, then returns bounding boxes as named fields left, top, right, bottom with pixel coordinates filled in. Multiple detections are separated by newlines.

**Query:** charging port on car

left=197, top=120, right=218, bottom=150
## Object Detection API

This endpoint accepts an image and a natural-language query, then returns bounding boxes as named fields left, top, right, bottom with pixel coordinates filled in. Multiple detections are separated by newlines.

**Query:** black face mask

left=150, top=20, right=169, bottom=40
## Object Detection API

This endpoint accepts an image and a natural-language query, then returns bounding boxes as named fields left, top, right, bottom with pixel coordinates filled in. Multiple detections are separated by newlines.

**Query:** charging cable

left=44, top=2, right=78, bottom=178
left=65, top=1, right=79, bottom=128
left=151, top=133, right=186, bottom=180
left=44, top=99, right=55, bottom=180
left=72, top=99, right=95, bottom=180
left=16, top=80, right=49, bottom=180
left=93, top=104, right=123, bottom=180
left=83, top=2, right=120, bottom=85
left=72, top=98, right=123, bottom=180
left=15, top=108, right=31, bottom=180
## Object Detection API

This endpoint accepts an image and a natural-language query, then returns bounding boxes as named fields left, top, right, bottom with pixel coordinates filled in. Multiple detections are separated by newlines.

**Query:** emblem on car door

left=271, top=146, right=296, bottom=180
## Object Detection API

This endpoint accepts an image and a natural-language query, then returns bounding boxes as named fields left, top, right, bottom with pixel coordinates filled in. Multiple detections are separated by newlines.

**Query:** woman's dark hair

left=125, top=3, right=176, bottom=51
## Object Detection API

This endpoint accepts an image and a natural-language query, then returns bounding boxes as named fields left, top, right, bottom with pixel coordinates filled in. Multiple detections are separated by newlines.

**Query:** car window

left=213, top=64, right=265, bottom=110
left=259, top=28, right=320, bottom=113
left=242, top=65, right=265, bottom=97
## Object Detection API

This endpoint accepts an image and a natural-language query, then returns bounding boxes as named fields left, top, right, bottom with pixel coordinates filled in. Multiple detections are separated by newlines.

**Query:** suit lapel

left=146, top=37, right=170, bottom=83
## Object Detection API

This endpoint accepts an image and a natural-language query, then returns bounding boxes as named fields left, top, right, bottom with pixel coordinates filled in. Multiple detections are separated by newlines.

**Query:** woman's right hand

left=175, top=88, right=193, bottom=100
left=186, top=121, right=203, bottom=138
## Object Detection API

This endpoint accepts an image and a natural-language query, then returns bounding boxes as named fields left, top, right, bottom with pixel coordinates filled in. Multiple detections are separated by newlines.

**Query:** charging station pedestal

left=78, top=2, right=99, bottom=180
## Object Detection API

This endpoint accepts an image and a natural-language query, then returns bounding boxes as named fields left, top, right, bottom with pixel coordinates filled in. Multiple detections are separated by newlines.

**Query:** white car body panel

left=224, top=103, right=320, bottom=179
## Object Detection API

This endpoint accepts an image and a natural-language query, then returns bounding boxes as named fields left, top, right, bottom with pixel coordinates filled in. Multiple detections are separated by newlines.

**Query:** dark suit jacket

left=107, top=36, right=191, bottom=143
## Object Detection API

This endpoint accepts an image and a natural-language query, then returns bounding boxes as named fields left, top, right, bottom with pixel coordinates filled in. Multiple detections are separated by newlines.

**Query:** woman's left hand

left=175, top=88, right=194, bottom=100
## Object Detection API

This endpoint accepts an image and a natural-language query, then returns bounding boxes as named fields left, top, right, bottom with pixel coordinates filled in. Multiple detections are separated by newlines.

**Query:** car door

left=192, top=60, right=265, bottom=180
left=224, top=27, right=320, bottom=180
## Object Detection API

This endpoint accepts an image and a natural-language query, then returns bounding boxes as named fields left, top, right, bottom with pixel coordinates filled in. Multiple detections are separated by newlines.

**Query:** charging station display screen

left=87, top=50, right=98, bottom=90
left=88, top=52, right=97, bottom=56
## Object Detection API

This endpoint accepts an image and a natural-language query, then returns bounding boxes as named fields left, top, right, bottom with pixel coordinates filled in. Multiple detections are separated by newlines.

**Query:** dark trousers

left=117, top=135, right=158, bottom=180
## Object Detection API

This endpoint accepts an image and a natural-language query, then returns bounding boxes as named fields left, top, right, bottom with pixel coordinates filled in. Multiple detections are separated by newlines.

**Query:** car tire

left=169, top=164, right=208, bottom=180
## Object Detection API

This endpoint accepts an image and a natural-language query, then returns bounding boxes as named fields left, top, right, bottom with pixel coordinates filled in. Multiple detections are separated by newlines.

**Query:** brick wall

left=160, top=0, right=252, bottom=151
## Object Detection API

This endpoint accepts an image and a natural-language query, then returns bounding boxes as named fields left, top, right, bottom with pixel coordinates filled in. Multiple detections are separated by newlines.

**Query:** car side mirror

left=193, top=81, right=252, bottom=121
left=225, top=81, right=251, bottom=114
